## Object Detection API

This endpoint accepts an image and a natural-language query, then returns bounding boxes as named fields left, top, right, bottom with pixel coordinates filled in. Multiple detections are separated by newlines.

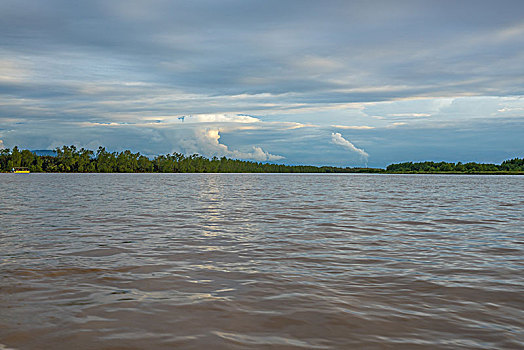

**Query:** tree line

left=1, top=145, right=522, bottom=173
left=0, top=145, right=380, bottom=173
left=385, top=159, right=524, bottom=173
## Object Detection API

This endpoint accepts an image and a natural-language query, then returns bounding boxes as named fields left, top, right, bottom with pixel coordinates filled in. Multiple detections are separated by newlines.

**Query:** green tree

left=7, top=146, right=21, bottom=170
left=96, top=147, right=116, bottom=172
left=137, top=155, right=153, bottom=172
left=20, top=149, right=34, bottom=168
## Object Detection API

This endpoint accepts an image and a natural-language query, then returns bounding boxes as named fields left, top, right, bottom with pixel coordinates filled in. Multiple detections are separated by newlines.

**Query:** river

left=1, top=173, right=523, bottom=349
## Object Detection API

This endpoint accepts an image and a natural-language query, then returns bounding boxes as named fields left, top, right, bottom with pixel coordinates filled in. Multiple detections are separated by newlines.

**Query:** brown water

left=1, top=173, right=523, bottom=349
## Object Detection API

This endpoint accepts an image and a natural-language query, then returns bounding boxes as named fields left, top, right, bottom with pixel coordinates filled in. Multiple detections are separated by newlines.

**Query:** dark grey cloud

left=2, top=0, right=523, bottom=97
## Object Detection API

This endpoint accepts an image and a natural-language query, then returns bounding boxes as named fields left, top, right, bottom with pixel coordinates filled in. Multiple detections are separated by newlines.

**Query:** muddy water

left=1, top=173, right=523, bottom=349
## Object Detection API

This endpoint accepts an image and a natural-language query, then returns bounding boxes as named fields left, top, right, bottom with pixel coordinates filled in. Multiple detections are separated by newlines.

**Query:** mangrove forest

left=1, top=145, right=523, bottom=174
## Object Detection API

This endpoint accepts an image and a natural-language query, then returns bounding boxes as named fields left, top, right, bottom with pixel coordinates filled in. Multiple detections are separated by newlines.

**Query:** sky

left=0, top=0, right=523, bottom=167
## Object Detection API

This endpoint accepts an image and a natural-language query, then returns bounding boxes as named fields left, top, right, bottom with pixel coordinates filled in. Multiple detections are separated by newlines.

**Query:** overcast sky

left=1, top=0, right=523, bottom=167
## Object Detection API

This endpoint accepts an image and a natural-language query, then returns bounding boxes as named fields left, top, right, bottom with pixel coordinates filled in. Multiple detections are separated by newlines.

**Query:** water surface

left=1, top=174, right=523, bottom=349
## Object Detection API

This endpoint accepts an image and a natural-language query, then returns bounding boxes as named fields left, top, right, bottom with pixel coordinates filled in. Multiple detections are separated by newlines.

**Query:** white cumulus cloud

left=331, top=132, right=368, bottom=159
left=179, top=128, right=284, bottom=162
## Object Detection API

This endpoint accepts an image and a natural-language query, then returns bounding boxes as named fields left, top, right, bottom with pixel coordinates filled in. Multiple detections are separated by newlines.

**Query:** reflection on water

left=1, top=173, right=523, bottom=349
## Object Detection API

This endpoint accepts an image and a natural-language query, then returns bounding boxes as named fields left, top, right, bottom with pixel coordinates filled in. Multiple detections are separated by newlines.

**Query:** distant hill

left=31, top=150, right=56, bottom=156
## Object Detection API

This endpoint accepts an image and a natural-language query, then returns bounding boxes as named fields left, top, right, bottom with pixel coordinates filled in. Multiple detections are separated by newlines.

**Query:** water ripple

left=1, top=173, right=523, bottom=349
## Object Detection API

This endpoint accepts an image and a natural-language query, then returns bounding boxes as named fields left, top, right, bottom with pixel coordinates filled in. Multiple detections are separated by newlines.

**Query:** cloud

left=331, top=125, right=375, bottom=130
left=330, top=132, right=368, bottom=159
left=497, top=107, right=524, bottom=113
left=388, top=113, right=430, bottom=117
left=387, top=122, right=407, bottom=128
left=0, top=59, right=32, bottom=83
left=180, top=128, right=284, bottom=162
left=1, top=1, right=523, bottom=110
left=184, top=114, right=260, bottom=124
